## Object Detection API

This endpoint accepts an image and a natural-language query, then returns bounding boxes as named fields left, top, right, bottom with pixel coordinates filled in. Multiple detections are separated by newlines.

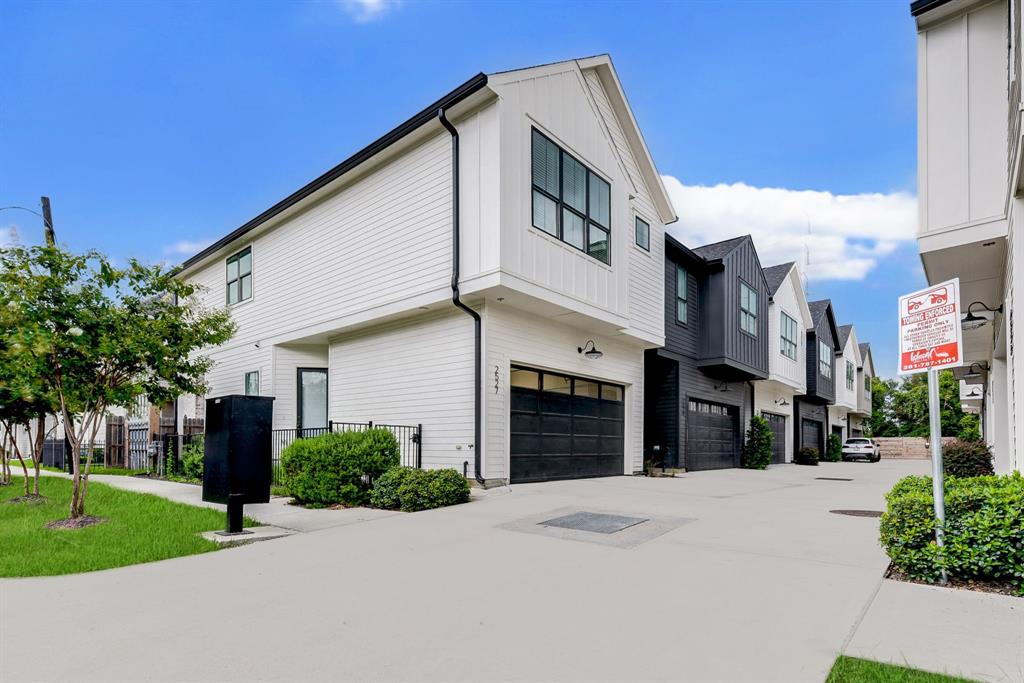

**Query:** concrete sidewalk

left=58, top=472, right=400, bottom=532
left=3, top=460, right=930, bottom=683
left=847, top=579, right=1024, bottom=683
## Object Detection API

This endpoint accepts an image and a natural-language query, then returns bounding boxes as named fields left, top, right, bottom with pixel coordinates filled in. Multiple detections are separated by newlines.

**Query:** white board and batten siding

left=483, top=303, right=645, bottom=481
left=489, top=61, right=666, bottom=345
left=834, top=330, right=860, bottom=412
left=766, top=266, right=810, bottom=394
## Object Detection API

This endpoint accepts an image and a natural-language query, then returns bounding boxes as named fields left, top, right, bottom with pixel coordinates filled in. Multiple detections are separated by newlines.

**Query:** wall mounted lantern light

left=961, top=302, right=1004, bottom=331
left=962, top=362, right=988, bottom=380
left=577, top=340, right=603, bottom=360
left=775, top=398, right=790, bottom=407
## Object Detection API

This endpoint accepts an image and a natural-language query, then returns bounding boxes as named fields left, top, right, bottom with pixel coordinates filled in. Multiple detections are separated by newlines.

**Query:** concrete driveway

left=1, top=460, right=926, bottom=683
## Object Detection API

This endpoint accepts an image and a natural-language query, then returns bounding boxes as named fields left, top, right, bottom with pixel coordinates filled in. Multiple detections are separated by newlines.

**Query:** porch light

left=775, top=398, right=790, bottom=407
left=577, top=340, right=603, bottom=360
left=962, top=362, right=988, bottom=380
left=961, top=302, right=1004, bottom=331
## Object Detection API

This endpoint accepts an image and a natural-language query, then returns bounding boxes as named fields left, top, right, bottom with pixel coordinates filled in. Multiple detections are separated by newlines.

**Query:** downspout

left=438, top=107, right=484, bottom=485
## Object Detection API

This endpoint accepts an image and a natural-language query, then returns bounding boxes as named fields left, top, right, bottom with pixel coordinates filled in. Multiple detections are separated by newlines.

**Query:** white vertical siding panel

left=273, top=345, right=329, bottom=430
left=766, top=271, right=808, bottom=393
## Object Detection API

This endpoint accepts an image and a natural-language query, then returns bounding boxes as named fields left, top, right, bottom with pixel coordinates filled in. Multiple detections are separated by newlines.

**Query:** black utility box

left=202, top=395, right=274, bottom=505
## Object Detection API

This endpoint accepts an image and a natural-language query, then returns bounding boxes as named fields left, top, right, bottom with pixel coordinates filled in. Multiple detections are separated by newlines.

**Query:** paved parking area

left=3, top=460, right=926, bottom=682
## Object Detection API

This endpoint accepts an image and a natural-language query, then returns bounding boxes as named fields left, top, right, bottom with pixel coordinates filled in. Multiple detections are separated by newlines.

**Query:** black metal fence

left=271, top=421, right=422, bottom=486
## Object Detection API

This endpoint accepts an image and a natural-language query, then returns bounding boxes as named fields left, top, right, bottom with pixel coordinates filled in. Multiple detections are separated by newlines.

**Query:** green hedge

left=281, top=428, right=399, bottom=507
left=741, top=416, right=772, bottom=470
left=370, top=467, right=470, bottom=512
left=180, top=436, right=204, bottom=482
left=824, top=433, right=843, bottom=462
left=942, top=439, right=994, bottom=478
left=880, top=474, right=1024, bottom=589
left=795, top=447, right=819, bottom=466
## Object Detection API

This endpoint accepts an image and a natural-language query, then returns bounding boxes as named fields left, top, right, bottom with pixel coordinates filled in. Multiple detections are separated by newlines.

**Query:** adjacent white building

left=174, top=55, right=677, bottom=485
left=853, top=342, right=875, bottom=437
left=828, top=325, right=862, bottom=443
left=912, top=0, right=1022, bottom=473
left=753, top=261, right=813, bottom=462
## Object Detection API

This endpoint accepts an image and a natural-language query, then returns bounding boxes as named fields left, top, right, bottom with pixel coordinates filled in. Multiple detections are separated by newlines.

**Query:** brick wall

left=873, top=436, right=957, bottom=459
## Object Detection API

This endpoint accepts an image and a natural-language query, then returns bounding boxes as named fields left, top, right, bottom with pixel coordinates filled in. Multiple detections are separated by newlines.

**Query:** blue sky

left=0, top=0, right=921, bottom=375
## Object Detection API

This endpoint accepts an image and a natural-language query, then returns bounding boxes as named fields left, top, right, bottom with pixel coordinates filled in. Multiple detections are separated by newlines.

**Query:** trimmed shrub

left=370, top=467, right=470, bottom=512
left=180, top=436, right=204, bottom=482
left=943, top=439, right=994, bottom=478
left=880, top=473, right=1024, bottom=588
left=824, top=433, right=843, bottom=462
left=369, top=466, right=415, bottom=510
left=741, top=416, right=772, bottom=470
left=281, top=428, right=400, bottom=507
left=795, top=447, right=819, bottom=466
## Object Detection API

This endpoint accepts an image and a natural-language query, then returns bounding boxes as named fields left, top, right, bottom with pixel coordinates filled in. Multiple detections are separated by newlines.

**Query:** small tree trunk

left=31, top=416, right=46, bottom=496
left=65, top=412, right=82, bottom=520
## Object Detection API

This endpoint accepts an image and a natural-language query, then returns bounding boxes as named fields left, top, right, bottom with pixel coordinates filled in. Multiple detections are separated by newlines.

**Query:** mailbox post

left=202, top=395, right=274, bottom=535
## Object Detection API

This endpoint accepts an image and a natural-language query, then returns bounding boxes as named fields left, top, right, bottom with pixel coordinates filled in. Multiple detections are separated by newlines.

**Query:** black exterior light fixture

left=775, top=397, right=790, bottom=407
left=577, top=340, right=603, bottom=360
left=961, top=301, right=1004, bottom=331
left=962, top=362, right=988, bottom=380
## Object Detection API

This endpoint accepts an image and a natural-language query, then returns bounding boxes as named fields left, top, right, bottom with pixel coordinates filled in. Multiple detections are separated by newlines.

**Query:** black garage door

left=762, top=412, right=787, bottom=464
left=510, top=366, right=625, bottom=483
left=801, top=418, right=823, bottom=455
left=686, top=399, right=738, bottom=471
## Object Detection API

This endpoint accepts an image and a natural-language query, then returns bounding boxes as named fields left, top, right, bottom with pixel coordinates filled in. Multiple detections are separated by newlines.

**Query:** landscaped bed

left=0, top=476, right=247, bottom=577
left=827, top=656, right=978, bottom=682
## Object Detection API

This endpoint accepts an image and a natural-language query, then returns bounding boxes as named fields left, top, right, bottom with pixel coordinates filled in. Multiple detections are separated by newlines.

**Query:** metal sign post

left=899, top=278, right=963, bottom=585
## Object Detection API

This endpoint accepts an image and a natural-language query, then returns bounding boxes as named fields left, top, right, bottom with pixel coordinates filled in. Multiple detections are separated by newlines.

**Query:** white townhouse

left=173, top=55, right=677, bottom=486
left=853, top=342, right=874, bottom=437
left=827, top=325, right=862, bottom=442
left=911, top=0, right=1022, bottom=472
left=752, top=262, right=813, bottom=463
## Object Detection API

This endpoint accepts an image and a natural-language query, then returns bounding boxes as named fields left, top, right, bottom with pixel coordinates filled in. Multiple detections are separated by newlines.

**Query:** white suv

left=841, top=438, right=880, bottom=462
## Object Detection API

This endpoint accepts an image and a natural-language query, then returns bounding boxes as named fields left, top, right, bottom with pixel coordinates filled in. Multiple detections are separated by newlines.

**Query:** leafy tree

left=0, top=246, right=234, bottom=519
left=741, top=415, right=772, bottom=470
left=867, top=371, right=974, bottom=439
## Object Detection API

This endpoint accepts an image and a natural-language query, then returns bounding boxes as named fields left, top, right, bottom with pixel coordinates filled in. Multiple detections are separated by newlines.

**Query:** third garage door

left=509, top=366, right=625, bottom=483
left=762, top=412, right=787, bottom=464
left=800, top=418, right=823, bottom=456
left=685, top=399, right=738, bottom=471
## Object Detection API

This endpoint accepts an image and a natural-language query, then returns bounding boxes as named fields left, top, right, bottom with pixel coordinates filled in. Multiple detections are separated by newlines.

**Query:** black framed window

left=297, top=367, right=328, bottom=431
left=531, top=128, right=611, bottom=264
left=864, top=374, right=871, bottom=393
left=846, top=360, right=855, bottom=391
left=780, top=311, right=798, bottom=360
left=676, top=264, right=688, bottom=324
left=819, top=341, right=833, bottom=379
left=244, top=371, right=259, bottom=396
left=740, top=281, right=758, bottom=336
left=635, top=216, right=650, bottom=251
left=226, top=246, right=252, bottom=305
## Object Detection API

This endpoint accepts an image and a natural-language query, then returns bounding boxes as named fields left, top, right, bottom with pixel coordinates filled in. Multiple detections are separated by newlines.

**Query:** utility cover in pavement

left=539, top=512, right=648, bottom=534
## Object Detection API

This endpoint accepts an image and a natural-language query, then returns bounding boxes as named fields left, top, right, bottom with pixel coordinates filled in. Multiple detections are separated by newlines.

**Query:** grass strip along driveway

left=827, top=656, right=980, bottom=683
left=0, top=476, right=243, bottom=577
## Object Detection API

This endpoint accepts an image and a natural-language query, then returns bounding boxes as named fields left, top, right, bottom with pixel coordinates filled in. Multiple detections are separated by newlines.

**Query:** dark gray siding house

left=644, top=235, right=770, bottom=471
left=793, top=299, right=840, bottom=457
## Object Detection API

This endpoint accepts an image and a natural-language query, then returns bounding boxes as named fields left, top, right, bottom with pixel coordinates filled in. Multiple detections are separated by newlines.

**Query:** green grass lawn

left=828, top=657, right=979, bottom=683
left=37, top=463, right=148, bottom=477
left=0, top=476, right=241, bottom=577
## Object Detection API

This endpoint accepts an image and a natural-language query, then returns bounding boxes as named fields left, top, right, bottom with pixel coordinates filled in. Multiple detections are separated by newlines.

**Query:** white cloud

left=661, top=177, right=917, bottom=281
left=162, top=238, right=212, bottom=257
left=0, top=224, right=19, bottom=247
left=339, top=0, right=400, bottom=23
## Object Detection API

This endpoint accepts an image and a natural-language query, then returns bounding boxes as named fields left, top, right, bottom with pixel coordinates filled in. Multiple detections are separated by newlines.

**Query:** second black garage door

left=510, top=366, right=625, bottom=483
left=762, top=412, right=787, bottom=464
left=800, top=418, right=824, bottom=456
left=685, top=399, right=739, bottom=471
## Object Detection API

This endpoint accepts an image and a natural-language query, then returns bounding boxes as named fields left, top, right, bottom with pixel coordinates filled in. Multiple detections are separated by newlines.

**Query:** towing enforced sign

left=898, top=278, right=963, bottom=375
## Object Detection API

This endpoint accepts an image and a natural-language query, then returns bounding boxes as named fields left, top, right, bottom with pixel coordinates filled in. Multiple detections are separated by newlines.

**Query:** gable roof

left=808, top=299, right=842, bottom=350
left=762, top=262, right=795, bottom=295
left=692, top=236, right=747, bottom=262
left=836, top=324, right=853, bottom=351
left=859, top=342, right=874, bottom=372
left=491, top=54, right=677, bottom=224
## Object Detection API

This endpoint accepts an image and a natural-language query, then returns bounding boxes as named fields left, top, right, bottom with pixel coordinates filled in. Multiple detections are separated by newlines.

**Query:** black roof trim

left=910, top=0, right=953, bottom=17
left=178, top=72, right=490, bottom=273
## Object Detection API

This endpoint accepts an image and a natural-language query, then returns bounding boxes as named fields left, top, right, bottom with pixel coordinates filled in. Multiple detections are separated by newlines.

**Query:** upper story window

left=819, top=340, right=833, bottom=379
left=635, top=216, right=650, bottom=251
left=740, top=281, right=757, bottom=336
left=244, top=371, right=260, bottom=396
left=864, top=373, right=871, bottom=393
left=531, top=128, right=611, bottom=265
left=226, top=247, right=252, bottom=305
left=780, top=311, right=798, bottom=360
left=676, top=264, right=688, bottom=324
left=846, top=360, right=855, bottom=391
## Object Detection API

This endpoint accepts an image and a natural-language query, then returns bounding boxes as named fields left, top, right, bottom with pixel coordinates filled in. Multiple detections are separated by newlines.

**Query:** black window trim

left=634, top=214, right=650, bottom=252
left=780, top=310, right=798, bottom=360
left=226, top=245, right=253, bottom=306
left=675, top=263, right=688, bottom=326
left=531, top=127, right=611, bottom=265
left=296, top=366, right=329, bottom=432
left=510, top=364, right=624, bottom=403
left=739, top=277, right=758, bottom=339
left=244, top=370, right=260, bottom=396
left=819, top=340, right=833, bottom=380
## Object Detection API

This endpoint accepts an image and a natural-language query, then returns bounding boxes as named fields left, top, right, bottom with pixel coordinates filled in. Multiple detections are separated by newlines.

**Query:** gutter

left=176, top=72, right=489, bottom=275
left=438, top=107, right=485, bottom=486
